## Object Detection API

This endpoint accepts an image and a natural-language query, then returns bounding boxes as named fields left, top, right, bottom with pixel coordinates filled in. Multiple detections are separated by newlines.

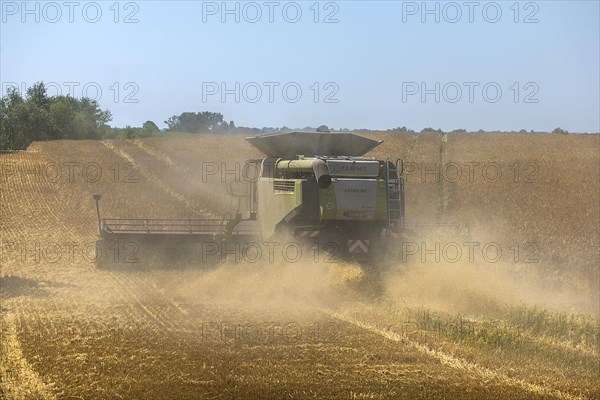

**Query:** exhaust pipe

left=276, top=159, right=332, bottom=189
left=312, top=159, right=332, bottom=189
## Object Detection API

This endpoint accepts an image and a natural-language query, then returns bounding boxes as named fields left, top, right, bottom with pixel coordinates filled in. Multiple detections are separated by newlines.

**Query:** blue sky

left=1, top=1, right=599, bottom=132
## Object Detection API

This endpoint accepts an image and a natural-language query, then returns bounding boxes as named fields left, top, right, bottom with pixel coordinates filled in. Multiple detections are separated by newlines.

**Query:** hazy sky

left=1, top=1, right=599, bottom=131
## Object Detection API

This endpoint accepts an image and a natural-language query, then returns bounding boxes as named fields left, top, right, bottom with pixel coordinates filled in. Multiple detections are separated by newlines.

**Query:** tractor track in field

left=106, top=272, right=173, bottom=332
left=322, top=307, right=587, bottom=400
left=0, top=152, right=64, bottom=239
left=131, top=140, right=187, bottom=175
left=456, top=314, right=599, bottom=359
left=101, top=141, right=215, bottom=218
left=73, top=268, right=597, bottom=399
left=87, top=258, right=597, bottom=400
left=129, top=139, right=242, bottom=218
left=0, top=311, right=58, bottom=400
left=104, top=271, right=195, bottom=335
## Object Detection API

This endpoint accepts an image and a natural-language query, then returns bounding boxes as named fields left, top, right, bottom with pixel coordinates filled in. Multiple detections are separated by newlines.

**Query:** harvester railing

left=101, top=218, right=227, bottom=235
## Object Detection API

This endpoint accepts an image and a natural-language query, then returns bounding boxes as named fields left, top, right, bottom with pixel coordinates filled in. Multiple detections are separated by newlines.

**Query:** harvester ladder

left=386, top=160, right=403, bottom=232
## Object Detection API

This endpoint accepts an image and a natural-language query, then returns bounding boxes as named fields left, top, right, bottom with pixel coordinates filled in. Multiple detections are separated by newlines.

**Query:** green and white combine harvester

left=93, top=131, right=405, bottom=268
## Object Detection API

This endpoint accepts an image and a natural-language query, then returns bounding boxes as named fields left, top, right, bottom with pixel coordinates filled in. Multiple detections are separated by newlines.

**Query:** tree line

left=164, top=112, right=233, bottom=133
left=1, top=82, right=112, bottom=150
left=0, top=82, right=581, bottom=151
left=0, top=82, right=249, bottom=150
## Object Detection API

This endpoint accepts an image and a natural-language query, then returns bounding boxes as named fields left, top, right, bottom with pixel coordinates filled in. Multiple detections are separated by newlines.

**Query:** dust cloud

left=143, top=235, right=599, bottom=320
left=381, top=247, right=600, bottom=318
left=158, top=258, right=367, bottom=313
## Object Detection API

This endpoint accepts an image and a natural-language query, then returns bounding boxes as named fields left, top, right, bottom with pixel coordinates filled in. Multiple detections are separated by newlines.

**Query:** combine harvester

left=93, top=130, right=405, bottom=268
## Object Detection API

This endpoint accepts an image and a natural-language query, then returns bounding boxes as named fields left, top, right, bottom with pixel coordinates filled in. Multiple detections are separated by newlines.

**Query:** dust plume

left=161, top=259, right=367, bottom=312
left=381, top=252, right=599, bottom=318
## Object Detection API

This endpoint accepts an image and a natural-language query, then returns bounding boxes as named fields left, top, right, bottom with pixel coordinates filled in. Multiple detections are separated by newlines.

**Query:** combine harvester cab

left=93, top=131, right=405, bottom=268
left=246, top=131, right=405, bottom=262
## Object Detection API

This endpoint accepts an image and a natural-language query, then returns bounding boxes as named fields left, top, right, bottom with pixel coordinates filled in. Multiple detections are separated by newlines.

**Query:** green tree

left=143, top=120, right=160, bottom=133
left=48, top=96, right=78, bottom=139
left=27, top=82, right=50, bottom=109
left=420, top=127, right=443, bottom=134
left=164, top=111, right=226, bottom=133
left=0, top=82, right=112, bottom=150
left=123, top=126, right=137, bottom=139
left=551, top=127, right=569, bottom=135
left=0, top=88, right=29, bottom=149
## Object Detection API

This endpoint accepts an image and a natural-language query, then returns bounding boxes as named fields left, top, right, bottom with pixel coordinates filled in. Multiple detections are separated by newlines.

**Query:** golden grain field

left=1, top=132, right=598, bottom=399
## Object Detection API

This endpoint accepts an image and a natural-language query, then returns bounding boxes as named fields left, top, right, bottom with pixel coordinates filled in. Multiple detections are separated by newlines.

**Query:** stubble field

left=1, top=132, right=598, bottom=399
